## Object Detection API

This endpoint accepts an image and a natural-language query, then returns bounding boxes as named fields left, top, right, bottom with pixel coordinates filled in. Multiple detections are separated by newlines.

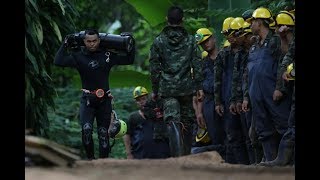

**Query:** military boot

left=260, top=136, right=279, bottom=161
left=260, top=140, right=294, bottom=167
left=167, top=121, right=184, bottom=157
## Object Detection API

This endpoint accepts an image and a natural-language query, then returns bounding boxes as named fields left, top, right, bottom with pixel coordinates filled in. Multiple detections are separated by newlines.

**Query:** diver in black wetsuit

left=54, top=29, right=135, bottom=160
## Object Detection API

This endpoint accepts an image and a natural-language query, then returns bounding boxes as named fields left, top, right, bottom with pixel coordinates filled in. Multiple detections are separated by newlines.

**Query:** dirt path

left=25, top=151, right=294, bottom=180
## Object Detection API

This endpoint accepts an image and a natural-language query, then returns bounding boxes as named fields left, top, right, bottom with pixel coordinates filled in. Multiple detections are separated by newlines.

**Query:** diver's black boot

left=167, top=121, right=184, bottom=157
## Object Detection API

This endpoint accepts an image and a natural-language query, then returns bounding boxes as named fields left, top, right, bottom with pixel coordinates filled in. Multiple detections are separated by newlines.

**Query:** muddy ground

left=25, top=151, right=294, bottom=180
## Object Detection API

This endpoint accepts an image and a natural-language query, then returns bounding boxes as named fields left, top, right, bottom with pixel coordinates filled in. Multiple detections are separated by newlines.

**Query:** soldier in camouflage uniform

left=229, top=17, right=257, bottom=165
left=149, top=6, right=204, bottom=157
left=261, top=11, right=295, bottom=167
left=246, top=7, right=291, bottom=162
left=214, top=17, right=249, bottom=164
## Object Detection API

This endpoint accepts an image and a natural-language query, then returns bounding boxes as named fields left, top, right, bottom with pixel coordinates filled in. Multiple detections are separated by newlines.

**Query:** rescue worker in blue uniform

left=214, top=17, right=249, bottom=164
left=194, top=28, right=226, bottom=159
left=246, top=7, right=291, bottom=162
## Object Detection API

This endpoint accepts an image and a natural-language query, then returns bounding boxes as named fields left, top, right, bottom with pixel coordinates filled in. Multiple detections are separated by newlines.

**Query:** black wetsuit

left=54, top=45, right=134, bottom=159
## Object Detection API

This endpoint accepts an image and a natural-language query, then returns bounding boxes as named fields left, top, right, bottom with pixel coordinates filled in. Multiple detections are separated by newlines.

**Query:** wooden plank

left=25, top=135, right=81, bottom=166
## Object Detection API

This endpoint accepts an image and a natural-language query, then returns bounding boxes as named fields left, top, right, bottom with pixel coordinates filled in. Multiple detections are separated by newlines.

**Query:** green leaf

left=26, top=48, right=39, bottom=74
left=50, top=21, right=62, bottom=42
left=56, top=0, right=66, bottom=15
left=28, top=0, right=39, bottom=13
left=125, top=0, right=173, bottom=27
left=33, top=21, right=43, bottom=45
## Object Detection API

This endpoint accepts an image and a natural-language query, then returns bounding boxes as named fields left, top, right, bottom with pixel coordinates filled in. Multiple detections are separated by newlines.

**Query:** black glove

left=63, top=34, right=79, bottom=49
left=120, top=32, right=133, bottom=37
left=120, top=32, right=135, bottom=53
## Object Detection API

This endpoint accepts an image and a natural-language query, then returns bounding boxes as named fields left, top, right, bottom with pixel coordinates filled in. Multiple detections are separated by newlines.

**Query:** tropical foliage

left=25, top=0, right=78, bottom=136
left=26, top=0, right=294, bottom=158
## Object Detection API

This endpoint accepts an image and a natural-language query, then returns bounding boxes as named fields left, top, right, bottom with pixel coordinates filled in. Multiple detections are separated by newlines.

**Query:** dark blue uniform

left=201, top=56, right=226, bottom=158
left=247, top=31, right=291, bottom=161
left=214, top=46, right=249, bottom=164
left=126, top=111, right=170, bottom=159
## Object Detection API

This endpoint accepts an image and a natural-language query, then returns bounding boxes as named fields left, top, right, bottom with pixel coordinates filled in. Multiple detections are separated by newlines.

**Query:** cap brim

left=246, top=17, right=253, bottom=23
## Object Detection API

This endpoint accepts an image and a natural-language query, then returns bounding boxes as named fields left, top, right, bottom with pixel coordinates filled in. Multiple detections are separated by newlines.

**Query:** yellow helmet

left=229, top=17, right=245, bottom=36
left=269, top=20, right=276, bottom=30
left=221, top=17, right=234, bottom=34
left=195, top=127, right=210, bottom=143
left=286, top=63, right=295, bottom=80
left=247, top=7, right=273, bottom=23
left=201, top=51, right=208, bottom=59
left=133, top=86, right=148, bottom=99
left=243, top=22, right=252, bottom=32
left=289, top=9, right=295, bottom=15
left=108, top=119, right=127, bottom=139
left=195, top=28, right=213, bottom=44
left=276, top=11, right=295, bottom=26
left=223, top=40, right=231, bottom=48
left=109, top=110, right=128, bottom=139
left=230, top=17, right=245, bottom=30
left=237, top=21, right=252, bottom=37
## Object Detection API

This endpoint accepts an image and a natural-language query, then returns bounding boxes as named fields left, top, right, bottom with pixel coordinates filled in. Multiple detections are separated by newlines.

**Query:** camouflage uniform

left=214, top=46, right=249, bottom=164
left=149, top=25, right=203, bottom=156
left=230, top=47, right=258, bottom=164
left=247, top=30, right=291, bottom=161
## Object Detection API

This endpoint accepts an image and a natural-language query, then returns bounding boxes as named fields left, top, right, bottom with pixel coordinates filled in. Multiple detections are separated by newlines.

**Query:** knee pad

left=98, top=127, right=109, bottom=148
left=82, top=123, right=93, bottom=145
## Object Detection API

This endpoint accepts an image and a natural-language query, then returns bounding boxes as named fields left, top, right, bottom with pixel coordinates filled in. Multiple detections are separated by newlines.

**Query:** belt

left=81, top=88, right=111, bottom=98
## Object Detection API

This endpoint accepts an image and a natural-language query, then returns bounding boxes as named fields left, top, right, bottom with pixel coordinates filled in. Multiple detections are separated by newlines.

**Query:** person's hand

left=120, top=32, right=135, bottom=52
left=215, top=105, right=224, bottom=117
left=151, top=92, right=158, bottom=102
left=282, top=71, right=291, bottom=82
left=63, top=35, right=71, bottom=48
left=229, top=103, right=237, bottom=115
left=120, top=32, right=133, bottom=37
left=242, top=100, right=250, bottom=112
left=277, top=25, right=290, bottom=38
left=273, top=90, right=283, bottom=101
left=236, top=102, right=242, bottom=114
left=197, top=90, right=204, bottom=102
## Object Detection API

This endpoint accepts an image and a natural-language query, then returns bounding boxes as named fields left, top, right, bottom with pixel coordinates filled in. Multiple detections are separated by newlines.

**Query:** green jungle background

left=25, top=0, right=294, bottom=159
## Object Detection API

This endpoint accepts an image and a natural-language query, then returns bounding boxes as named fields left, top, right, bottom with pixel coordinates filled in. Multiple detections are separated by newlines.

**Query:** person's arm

left=149, top=39, right=161, bottom=96
left=190, top=43, right=204, bottom=98
left=54, top=43, right=77, bottom=67
left=242, top=61, right=250, bottom=112
left=272, top=35, right=287, bottom=101
left=230, top=50, right=241, bottom=114
left=123, top=134, right=133, bottom=159
left=214, top=50, right=224, bottom=116
left=280, top=39, right=295, bottom=81
left=193, top=94, right=206, bottom=128
left=123, top=113, right=134, bottom=159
